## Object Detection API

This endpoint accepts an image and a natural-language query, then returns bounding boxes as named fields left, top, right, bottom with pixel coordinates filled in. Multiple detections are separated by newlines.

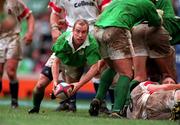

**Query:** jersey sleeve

left=143, top=1, right=162, bottom=27
left=7, top=0, right=32, bottom=22
left=97, top=0, right=111, bottom=11
left=48, top=0, right=64, bottom=16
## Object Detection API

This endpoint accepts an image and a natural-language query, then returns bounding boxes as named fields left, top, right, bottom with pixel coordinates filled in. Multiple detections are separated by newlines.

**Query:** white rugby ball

left=54, top=81, right=73, bottom=101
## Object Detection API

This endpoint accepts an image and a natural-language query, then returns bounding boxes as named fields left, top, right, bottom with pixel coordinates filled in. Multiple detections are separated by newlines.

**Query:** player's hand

left=58, top=19, right=68, bottom=31
left=23, top=32, right=33, bottom=45
left=97, top=60, right=106, bottom=72
left=70, top=82, right=80, bottom=96
left=50, top=91, right=56, bottom=100
left=52, top=81, right=58, bottom=92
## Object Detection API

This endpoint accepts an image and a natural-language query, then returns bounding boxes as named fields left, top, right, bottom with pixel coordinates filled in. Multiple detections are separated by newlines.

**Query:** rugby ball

left=54, top=81, right=74, bottom=101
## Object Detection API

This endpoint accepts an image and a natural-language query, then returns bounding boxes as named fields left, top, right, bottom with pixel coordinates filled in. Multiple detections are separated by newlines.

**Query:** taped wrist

left=51, top=23, right=59, bottom=30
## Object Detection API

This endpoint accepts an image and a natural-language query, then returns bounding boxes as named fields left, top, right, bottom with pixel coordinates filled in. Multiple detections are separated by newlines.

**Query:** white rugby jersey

left=1, top=0, right=32, bottom=38
left=49, top=0, right=110, bottom=32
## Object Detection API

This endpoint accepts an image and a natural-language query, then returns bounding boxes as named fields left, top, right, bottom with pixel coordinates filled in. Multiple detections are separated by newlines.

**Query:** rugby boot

left=55, top=100, right=69, bottom=111
left=68, top=101, right=77, bottom=112
left=11, top=99, right=18, bottom=109
left=99, top=100, right=110, bottom=115
left=89, top=98, right=100, bottom=116
left=170, top=101, right=180, bottom=120
left=28, top=107, right=39, bottom=114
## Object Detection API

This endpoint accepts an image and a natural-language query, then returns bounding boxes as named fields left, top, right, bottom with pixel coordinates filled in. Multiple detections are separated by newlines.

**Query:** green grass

left=0, top=105, right=179, bottom=125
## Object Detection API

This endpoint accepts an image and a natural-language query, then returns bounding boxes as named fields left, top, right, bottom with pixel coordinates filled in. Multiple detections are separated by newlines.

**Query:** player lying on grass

left=126, top=79, right=180, bottom=120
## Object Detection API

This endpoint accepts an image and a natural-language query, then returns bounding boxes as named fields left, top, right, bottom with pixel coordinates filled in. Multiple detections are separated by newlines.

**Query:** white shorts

left=94, top=27, right=133, bottom=60
left=45, top=53, right=56, bottom=67
left=132, top=24, right=173, bottom=58
left=0, top=34, right=22, bottom=63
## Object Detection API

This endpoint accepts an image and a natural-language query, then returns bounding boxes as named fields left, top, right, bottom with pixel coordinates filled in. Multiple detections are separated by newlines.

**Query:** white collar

left=65, top=32, right=90, bottom=53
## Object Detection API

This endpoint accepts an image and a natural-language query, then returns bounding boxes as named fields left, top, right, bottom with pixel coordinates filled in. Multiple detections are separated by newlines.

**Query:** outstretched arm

left=23, top=13, right=35, bottom=45
left=148, top=84, right=180, bottom=93
left=52, top=57, right=61, bottom=89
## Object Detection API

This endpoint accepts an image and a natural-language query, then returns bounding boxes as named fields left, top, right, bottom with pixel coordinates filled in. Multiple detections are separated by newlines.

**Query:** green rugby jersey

left=52, top=31, right=101, bottom=67
left=95, top=0, right=161, bottom=30
left=155, top=0, right=180, bottom=45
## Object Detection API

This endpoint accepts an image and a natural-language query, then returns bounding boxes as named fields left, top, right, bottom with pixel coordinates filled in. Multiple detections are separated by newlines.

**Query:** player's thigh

left=103, top=27, right=132, bottom=60
left=146, top=26, right=172, bottom=58
left=93, top=27, right=109, bottom=59
left=6, top=34, right=22, bottom=60
left=0, top=37, right=8, bottom=63
left=6, top=58, right=19, bottom=73
left=36, top=73, right=52, bottom=89
left=132, top=24, right=148, bottom=57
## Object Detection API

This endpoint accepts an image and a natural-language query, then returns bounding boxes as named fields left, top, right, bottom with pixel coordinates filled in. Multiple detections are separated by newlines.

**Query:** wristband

left=51, top=26, right=59, bottom=31
left=51, top=23, right=59, bottom=30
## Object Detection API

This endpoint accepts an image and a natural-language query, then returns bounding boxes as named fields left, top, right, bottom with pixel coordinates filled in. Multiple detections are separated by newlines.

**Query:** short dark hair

left=73, top=19, right=89, bottom=33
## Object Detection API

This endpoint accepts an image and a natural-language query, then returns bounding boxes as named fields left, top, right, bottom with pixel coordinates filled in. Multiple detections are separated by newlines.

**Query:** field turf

left=0, top=99, right=179, bottom=125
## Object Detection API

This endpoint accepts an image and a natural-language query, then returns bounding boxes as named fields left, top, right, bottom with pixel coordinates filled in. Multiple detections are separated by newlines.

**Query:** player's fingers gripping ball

left=53, top=81, right=74, bottom=102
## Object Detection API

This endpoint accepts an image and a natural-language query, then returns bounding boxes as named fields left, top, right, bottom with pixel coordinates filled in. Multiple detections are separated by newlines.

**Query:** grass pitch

left=0, top=104, right=179, bottom=125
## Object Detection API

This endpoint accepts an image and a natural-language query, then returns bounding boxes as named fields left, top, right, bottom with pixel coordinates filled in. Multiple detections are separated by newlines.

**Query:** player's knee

left=36, top=83, right=45, bottom=90
left=7, top=70, right=16, bottom=80
left=41, top=66, right=53, bottom=81
left=34, top=84, right=45, bottom=93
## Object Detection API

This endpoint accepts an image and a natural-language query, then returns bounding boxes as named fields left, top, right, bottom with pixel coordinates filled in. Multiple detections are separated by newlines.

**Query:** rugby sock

left=108, top=87, right=114, bottom=105
left=129, top=80, right=140, bottom=92
left=10, top=80, right=19, bottom=101
left=33, top=87, right=44, bottom=109
left=125, top=80, right=140, bottom=105
left=69, top=93, right=76, bottom=104
left=69, top=93, right=77, bottom=111
left=93, top=83, right=99, bottom=93
left=0, top=81, right=2, bottom=92
left=113, top=75, right=130, bottom=112
left=96, top=68, right=116, bottom=100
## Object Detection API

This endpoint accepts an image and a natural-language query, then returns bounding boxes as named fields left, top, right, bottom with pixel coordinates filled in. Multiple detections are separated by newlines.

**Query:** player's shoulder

left=88, top=34, right=99, bottom=45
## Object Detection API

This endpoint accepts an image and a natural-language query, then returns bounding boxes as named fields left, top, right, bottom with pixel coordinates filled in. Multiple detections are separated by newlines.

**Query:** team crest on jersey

left=74, top=1, right=95, bottom=8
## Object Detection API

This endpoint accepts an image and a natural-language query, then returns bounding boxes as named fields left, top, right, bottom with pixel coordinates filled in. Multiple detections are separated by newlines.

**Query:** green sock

left=125, top=80, right=140, bottom=105
left=113, top=75, right=131, bottom=112
left=129, top=80, right=140, bottom=92
left=96, top=68, right=116, bottom=100
left=33, top=87, right=45, bottom=109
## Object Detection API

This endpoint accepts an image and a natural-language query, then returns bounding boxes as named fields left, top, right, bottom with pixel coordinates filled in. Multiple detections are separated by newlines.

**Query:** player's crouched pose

left=127, top=80, right=180, bottom=120
left=28, top=19, right=101, bottom=113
